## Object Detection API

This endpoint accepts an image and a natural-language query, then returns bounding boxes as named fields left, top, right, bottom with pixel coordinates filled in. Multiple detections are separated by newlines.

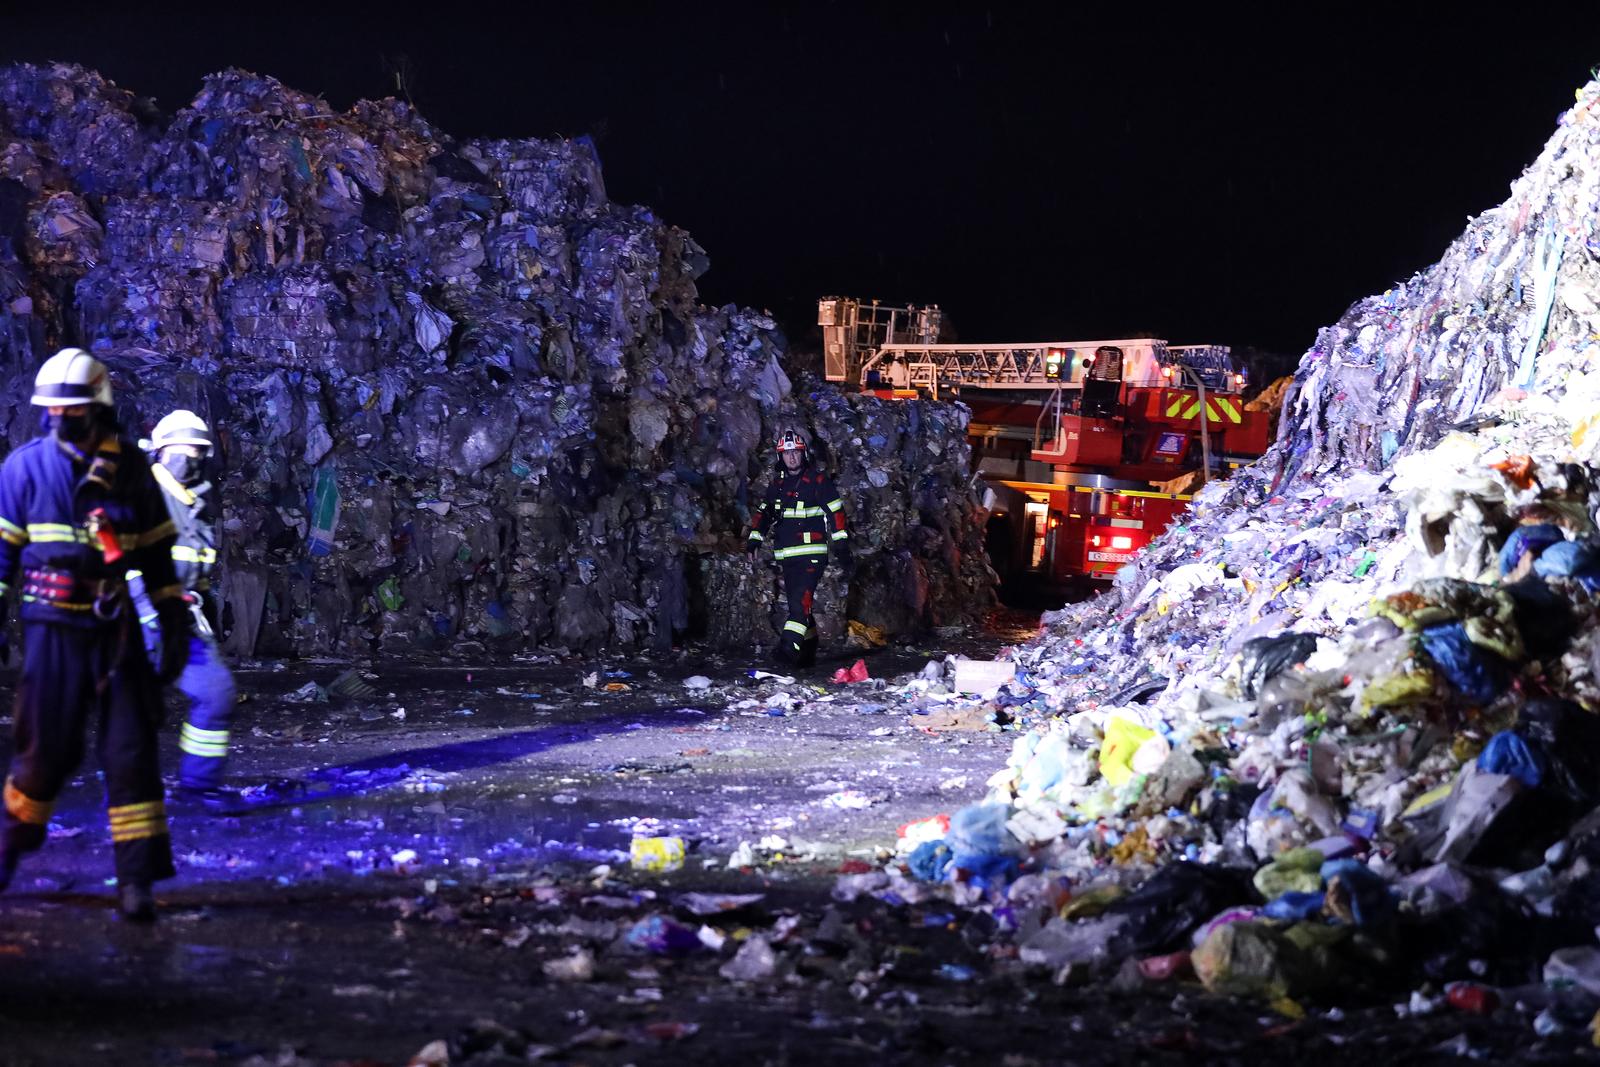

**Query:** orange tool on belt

left=85, top=508, right=123, bottom=563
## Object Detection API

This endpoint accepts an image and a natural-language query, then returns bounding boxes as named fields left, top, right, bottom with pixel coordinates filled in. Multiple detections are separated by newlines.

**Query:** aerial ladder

left=818, top=296, right=1273, bottom=584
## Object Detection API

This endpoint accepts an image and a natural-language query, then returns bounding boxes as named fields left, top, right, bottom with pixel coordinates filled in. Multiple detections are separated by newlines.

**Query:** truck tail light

left=1111, top=535, right=1134, bottom=550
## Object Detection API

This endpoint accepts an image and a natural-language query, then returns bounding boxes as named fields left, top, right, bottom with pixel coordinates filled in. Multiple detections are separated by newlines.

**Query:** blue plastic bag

left=1320, top=859, right=1396, bottom=926
left=1499, top=524, right=1564, bottom=574
left=907, top=840, right=954, bottom=882
left=1419, top=622, right=1508, bottom=703
left=1534, top=539, right=1600, bottom=593
left=946, top=802, right=1019, bottom=887
left=1477, top=730, right=1545, bottom=788
left=1262, top=890, right=1326, bottom=922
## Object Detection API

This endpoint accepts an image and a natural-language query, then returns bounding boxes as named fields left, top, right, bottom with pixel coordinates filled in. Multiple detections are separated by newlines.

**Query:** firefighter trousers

left=2, top=620, right=175, bottom=886
left=778, top=557, right=824, bottom=665
left=144, top=627, right=237, bottom=790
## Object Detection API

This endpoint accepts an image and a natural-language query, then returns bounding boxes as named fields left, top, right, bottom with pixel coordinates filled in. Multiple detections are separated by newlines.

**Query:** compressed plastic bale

left=465, top=138, right=606, bottom=221
left=103, top=197, right=233, bottom=273
left=0, top=61, right=996, bottom=660
left=0, top=63, right=150, bottom=194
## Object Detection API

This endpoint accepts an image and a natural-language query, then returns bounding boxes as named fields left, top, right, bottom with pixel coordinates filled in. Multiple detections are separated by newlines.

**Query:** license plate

left=1087, top=551, right=1135, bottom=563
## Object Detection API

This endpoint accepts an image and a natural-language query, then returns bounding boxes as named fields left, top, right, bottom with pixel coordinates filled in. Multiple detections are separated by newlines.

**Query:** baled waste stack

left=0, top=64, right=993, bottom=657
left=868, top=80, right=1600, bottom=1016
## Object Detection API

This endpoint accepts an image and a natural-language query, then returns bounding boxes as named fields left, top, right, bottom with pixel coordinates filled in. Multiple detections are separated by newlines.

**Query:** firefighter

left=129, top=410, right=237, bottom=810
left=746, top=429, right=853, bottom=666
left=0, top=349, right=190, bottom=921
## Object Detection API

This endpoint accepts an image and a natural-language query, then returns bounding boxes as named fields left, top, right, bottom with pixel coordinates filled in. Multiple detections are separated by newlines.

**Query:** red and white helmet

left=774, top=429, right=807, bottom=453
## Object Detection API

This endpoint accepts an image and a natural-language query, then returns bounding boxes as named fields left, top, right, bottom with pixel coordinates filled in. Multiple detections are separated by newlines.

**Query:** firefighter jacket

left=747, top=466, right=849, bottom=561
left=0, top=434, right=182, bottom=627
left=129, top=463, right=219, bottom=628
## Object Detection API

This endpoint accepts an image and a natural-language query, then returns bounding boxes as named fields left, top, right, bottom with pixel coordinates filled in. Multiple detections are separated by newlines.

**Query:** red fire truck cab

left=818, top=299, right=1274, bottom=590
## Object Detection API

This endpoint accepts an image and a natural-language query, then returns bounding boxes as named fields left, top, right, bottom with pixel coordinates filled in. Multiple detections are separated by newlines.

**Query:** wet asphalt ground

left=0, top=621, right=1596, bottom=1065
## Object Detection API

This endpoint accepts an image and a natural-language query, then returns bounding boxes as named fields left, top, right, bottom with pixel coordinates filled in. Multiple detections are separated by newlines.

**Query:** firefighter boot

left=118, top=881, right=156, bottom=923
left=796, top=627, right=819, bottom=669
left=173, top=784, right=245, bottom=815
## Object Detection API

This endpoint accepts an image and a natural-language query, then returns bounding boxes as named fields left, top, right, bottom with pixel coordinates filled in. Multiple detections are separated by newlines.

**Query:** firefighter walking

left=130, top=410, right=238, bottom=809
left=746, top=430, right=853, bottom=666
left=0, top=349, right=191, bottom=921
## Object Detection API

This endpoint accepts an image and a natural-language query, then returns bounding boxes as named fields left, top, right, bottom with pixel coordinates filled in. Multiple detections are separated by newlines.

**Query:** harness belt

left=21, top=567, right=124, bottom=619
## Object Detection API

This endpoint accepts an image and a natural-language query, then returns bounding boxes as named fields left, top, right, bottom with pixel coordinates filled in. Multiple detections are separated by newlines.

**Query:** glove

left=745, top=540, right=762, bottom=561
left=154, top=600, right=191, bottom=685
left=833, top=542, right=855, bottom=577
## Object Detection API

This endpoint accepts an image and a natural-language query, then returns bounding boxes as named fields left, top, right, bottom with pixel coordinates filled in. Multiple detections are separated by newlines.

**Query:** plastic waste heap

left=871, top=79, right=1600, bottom=1013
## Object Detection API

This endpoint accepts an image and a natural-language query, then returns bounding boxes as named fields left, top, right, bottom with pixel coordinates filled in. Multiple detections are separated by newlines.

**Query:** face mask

left=49, top=411, right=94, bottom=444
left=161, top=451, right=201, bottom=485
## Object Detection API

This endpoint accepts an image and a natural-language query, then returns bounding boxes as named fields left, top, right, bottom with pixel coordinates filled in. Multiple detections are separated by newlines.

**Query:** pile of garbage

left=0, top=64, right=993, bottom=657
left=864, top=80, right=1600, bottom=1026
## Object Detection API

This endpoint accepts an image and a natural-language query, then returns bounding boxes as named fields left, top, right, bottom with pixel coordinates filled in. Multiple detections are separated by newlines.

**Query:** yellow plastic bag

left=1099, top=715, right=1157, bottom=787
left=630, top=836, right=686, bottom=872
left=847, top=619, right=888, bottom=648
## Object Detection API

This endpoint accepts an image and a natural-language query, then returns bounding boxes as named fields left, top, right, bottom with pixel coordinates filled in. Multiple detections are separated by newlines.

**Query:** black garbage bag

left=1239, top=631, right=1320, bottom=699
left=1546, top=807, right=1600, bottom=942
left=1401, top=878, right=1561, bottom=987
left=1502, top=576, right=1578, bottom=662
left=1520, top=698, right=1600, bottom=815
left=1466, top=787, right=1571, bottom=871
left=1106, top=673, right=1169, bottom=706
left=1458, top=700, right=1600, bottom=871
left=1103, top=862, right=1255, bottom=957
left=1205, top=779, right=1260, bottom=840
left=1467, top=700, right=1600, bottom=869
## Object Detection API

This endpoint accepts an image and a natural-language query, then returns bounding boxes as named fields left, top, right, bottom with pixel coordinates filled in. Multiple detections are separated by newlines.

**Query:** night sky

left=4, top=7, right=1598, bottom=356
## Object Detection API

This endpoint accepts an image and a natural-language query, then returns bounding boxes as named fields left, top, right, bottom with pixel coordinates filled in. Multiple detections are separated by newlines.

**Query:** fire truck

left=818, top=297, right=1273, bottom=588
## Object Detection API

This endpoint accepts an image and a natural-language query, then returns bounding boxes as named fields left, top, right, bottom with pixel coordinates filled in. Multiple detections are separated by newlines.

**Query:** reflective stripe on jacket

left=0, top=434, right=182, bottom=625
left=130, top=464, right=220, bottom=627
left=748, top=466, right=849, bottom=555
